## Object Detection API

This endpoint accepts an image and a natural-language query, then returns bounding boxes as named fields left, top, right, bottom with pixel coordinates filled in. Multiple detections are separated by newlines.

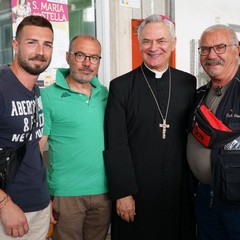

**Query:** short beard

left=21, top=63, right=48, bottom=75
left=74, top=77, right=91, bottom=84
left=19, top=54, right=50, bottom=75
left=208, top=68, right=216, bottom=77
left=71, top=70, right=93, bottom=84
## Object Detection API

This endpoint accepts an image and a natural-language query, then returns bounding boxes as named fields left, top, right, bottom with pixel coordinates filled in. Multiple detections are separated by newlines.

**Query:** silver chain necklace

left=141, top=65, right=171, bottom=139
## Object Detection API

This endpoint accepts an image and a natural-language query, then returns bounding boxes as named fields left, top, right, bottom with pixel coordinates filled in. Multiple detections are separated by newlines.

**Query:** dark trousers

left=195, top=183, right=240, bottom=240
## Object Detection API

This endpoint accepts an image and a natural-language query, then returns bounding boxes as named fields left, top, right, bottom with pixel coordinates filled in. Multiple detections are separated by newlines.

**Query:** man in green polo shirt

left=39, top=35, right=111, bottom=240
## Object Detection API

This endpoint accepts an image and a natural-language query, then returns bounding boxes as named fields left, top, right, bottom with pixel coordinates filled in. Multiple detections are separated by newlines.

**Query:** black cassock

left=104, top=63, right=196, bottom=240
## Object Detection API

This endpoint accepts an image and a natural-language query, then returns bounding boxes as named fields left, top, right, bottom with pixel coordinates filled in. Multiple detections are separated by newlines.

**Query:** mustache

left=30, top=55, right=46, bottom=62
left=203, top=59, right=224, bottom=66
left=79, top=67, right=94, bottom=72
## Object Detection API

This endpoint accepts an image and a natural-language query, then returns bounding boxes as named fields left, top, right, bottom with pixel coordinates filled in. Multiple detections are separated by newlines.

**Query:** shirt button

left=86, top=100, right=89, bottom=104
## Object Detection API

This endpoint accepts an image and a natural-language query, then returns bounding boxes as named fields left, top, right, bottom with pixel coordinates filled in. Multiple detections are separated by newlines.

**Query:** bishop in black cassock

left=104, top=63, right=196, bottom=240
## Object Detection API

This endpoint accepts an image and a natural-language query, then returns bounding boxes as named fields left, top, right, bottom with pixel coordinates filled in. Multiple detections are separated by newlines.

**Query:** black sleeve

left=103, top=80, right=138, bottom=200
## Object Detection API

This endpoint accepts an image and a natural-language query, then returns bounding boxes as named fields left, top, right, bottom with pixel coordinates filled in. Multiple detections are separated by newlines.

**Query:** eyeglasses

left=69, top=52, right=101, bottom=64
left=198, top=44, right=237, bottom=56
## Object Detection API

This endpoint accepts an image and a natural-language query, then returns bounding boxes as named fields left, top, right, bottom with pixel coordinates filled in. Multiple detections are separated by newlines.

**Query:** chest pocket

left=223, top=117, right=240, bottom=151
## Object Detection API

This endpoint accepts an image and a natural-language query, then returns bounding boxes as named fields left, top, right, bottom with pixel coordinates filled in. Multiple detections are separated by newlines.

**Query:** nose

left=149, top=41, right=158, bottom=51
left=35, top=44, right=44, bottom=55
left=82, top=56, right=91, bottom=65
left=207, top=47, right=217, bottom=58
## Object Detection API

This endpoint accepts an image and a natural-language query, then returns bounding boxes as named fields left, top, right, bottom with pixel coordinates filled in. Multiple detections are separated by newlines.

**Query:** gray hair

left=138, top=14, right=175, bottom=42
left=200, top=24, right=239, bottom=45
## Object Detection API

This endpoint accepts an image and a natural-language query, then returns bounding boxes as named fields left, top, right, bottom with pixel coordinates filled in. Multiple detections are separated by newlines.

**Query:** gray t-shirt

left=187, top=85, right=227, bottom=184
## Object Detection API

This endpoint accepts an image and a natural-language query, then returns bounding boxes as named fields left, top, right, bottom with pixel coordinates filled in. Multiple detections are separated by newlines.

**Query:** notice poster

left=11, top=0, right=69, bottom=87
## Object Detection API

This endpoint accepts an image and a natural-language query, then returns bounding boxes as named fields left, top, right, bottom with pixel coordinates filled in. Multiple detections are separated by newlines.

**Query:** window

left=0, top=1, right=13, bottom=67
left=68, top=0, right=95, bottom=40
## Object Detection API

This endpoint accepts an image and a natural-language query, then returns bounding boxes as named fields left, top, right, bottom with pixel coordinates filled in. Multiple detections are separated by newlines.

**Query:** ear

left=66, top=51, right=70, bottom=64
left=237, top=44, right=240, bottom=55
left=171, top=37, right=177, bottom=51
left=12, top=38, right=18, bottom=54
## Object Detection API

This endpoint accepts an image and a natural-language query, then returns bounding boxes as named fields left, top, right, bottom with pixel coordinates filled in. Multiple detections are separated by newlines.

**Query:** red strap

left=199, top=105, right=231, bottom=132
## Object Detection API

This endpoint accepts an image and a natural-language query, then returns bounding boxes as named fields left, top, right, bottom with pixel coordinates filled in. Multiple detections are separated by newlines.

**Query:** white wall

left=175, top=0, right=240, bottom=73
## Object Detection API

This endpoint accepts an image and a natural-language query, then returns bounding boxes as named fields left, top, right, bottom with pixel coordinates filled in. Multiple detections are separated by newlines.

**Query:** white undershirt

left=144, top=63, right=168, bottom=79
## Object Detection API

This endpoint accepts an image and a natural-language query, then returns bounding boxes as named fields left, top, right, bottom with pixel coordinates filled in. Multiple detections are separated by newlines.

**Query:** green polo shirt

left=41, top=68, right=108, bottom=196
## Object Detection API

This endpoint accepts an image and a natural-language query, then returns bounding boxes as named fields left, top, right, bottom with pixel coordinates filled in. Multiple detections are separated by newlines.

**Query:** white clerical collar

left=144, top=63, right=168, bottom=79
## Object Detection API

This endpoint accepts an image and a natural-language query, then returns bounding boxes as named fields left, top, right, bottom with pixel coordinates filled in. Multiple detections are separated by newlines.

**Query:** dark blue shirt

left=0, top=65, right=49, bottom=212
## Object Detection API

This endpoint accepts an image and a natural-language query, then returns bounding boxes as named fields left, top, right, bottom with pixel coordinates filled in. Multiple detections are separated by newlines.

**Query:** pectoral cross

left=159, top=119, right=170, bottom=139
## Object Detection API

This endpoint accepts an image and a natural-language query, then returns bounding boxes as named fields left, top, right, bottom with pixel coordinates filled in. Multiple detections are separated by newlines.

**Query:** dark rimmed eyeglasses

left=69, top=52, right=101, bottom=64
left=198, top=44, right=237, bottom=56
